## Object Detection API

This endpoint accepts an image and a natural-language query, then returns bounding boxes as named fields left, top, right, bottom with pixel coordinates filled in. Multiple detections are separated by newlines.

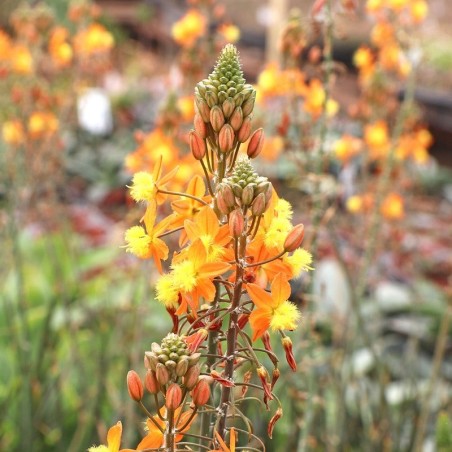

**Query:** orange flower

left=124, top=202, right=172, bottom=273
left=137, top=407, right=197, bottom=450
left=381, top=192, right=404, bottom=220
left=218, top=24, right=240, bottom=44
left=171, top=9, right=206, bottom=48
left=303, top=79, right=338, bottom=119
left=0, top=30, right=12, bottom=62
left=88, top=421, right=135, bottom=452
left=177, top=95, right=195, bottom=122
left=73, top=23, right=114, bottom=57
left=210, top=428, right=236, bottom=452
left=364, top=120, right=389, bottom=159
left=11, top=45, right=33, bottom=74
left=2, top=120, right=24, bottom=146
left=28, top=111, right=59, bottom=139
left=49, top=27, right=73, bottom=67
left=246, top=273, right=301, bottom=341
left=333, top=135, right=362, bottom=162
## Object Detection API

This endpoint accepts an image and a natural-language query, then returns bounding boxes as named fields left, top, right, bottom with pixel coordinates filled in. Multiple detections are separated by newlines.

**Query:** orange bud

left=210, top=105, right=225, bottom=132
left=251, top=193, right=266, bottom=216
left=189, top=130, right=206, bottom=160
left=192, top=378, right=211, bottom=406
left=262, top=332, right=278, bottom=366
left=268, top=407, right=283, bottom=438
left=219, top=124, right=234, bottom=153
left=216, top=195, right=230, bottom=215
left=183, top=364, right=201, bottom=390
left=282, top=336, right=297, bottom=371
left=247, top=128, right=264, bottom=159
left=184, top=328, right=208, bottom=353
left=166, top=383, right=182, bottom=410
left=222, top=97, right=235, bottom=118
left=257, top=366, right=273, bottom=401
left=241, top=185, right=254, bottom=206
left=145, top=370, right=160, bottom=394
left=229, top=106, right=243, bottom=131
left=194, top=113, right=207, bottom=138
left=156, top=363, right=170, bottom=385
left=242, top=95, right=256, bottom=116
left=195, top=97, right=210, bottom=122
left=127, top=370, right=144, bottom=402
left=284, top=223, right=305, bottom=252
left=242, top=370, right=252, bottom=396
left=229, top=209, right=244, bottom=237
left=238, top=116, right=252, bottom=143
left=271, top=368, right=280, bottom=389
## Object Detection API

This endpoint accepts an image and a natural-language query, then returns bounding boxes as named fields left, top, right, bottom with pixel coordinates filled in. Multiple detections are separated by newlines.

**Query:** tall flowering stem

left=112, top=45, right=313, bottom=451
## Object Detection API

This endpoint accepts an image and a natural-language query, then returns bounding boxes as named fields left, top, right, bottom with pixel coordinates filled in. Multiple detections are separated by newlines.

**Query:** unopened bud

left=127, top=370, right=143, bottom=402
left=251, top=193, right=266, bottom=216
left=145, top=370, right=160, bottom=394
left=165, top=383, right=182, bottom=410
left=241, top=185, right=255, bottom=206
left=189, top=130, right=206, bottom=160
left=145, top=351, right=158, bottom=371
left=238, top=116, right=252, bottom=143
left=194, top=113, right=207, bottom=138
left=219, top=124, right=234, bottom=153
left=242, top=94, right=256, bottom=116
left=176, top=358, right=189, bottom=377
left=192, top=378, right=211, bottom=406
left=222, top=97, right=235, bottom=118
left=229, top=209, right=244, bottom=237
left=247, top=128, right=264, bottom=159
left=271, top=368, right=280, bottom=389
left=257, top=365, right=273, bottom=401
left=284, top=224, right=305, bottom=252
left=229, top=106, right=243, bottom=131
left=156, top=363, right=170, bottom=385
left=183, top=364, right=201, bottom=390
left=205, top=91, right=218, bottom=108
left=195, top=97, right=210, bottom=123
left=220, top=183, right=236, bottom=208
left=282, top=336, right=297, bottom=371
left=210, top=106, right=225, bottom=132
left=216, top=195, right=230, bottom=215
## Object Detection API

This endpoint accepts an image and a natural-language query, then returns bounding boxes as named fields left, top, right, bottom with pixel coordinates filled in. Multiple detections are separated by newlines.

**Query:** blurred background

left=1, top=1, right=451, bottom=451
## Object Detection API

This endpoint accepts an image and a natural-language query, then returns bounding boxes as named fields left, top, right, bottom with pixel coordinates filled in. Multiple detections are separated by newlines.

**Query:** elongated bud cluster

left=144, top=333, right=201, bottom=384
left=219, top=157, right=273, bottom=214
left=194, top=44, right=257, bottom=155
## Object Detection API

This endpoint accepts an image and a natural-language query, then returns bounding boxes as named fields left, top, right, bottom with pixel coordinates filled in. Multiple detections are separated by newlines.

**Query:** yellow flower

left=381, top=193, right=404, bottom=220
left=410, top=0, right=428, bottom=23
left=88, top=421, right=134, bottom=452
left=218, top=24, right=240, bottom=44
left=283, top=248, right=313, bottom=278
left=28, top=112, right=59, bottom=139
left=2, top=120, right=24, bottom=146
left=11, top=45, right=33, bottom=74
left=155, top=273, right=179, bottom=308
left=364, top=120, right=389, bottom=158
left=73, top=23, right=114, bottom=57
left=333, top=135, right=362, bottom=162
left=171, top=10, right=206, bottom=47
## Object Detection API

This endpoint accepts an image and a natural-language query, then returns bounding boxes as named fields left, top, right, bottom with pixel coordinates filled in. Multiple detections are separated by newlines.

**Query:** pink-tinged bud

left=145, top=370, right=160, bottom=394
left=257, top=366, right=273, bottom=401
left=222, top=97, right=235, bottom=118
left=183, top=364, right=201, bottom=390
left=127, top=370, right=144, bottom=402
left=192, top=378, right=211, bottom=406
left=221, top=184, right=236, bottom=208
left=241, top=185, right=255, bottom=206
left=242, top=95, right=256, bottom=116
left=271, top=368, right=280, bottom=389
left=205, top=91, right=218, bottom=108
left=237, top=313, right=249, bottom=329
left=155, top=363, right=170, bottom=385
left=229, top=209, right=244, bottom=238
left=284, top=224, right=305, bottom=252
left=216, top=195, right=230, bottom=215
left=195, top=97, right=210, bottom=122
left=229, top=106, right=243, bottom=131
left=268, top=407, right=283, bottom=438
left=176, top=358, right=189, bottom=377
left=251, top=192, right=266, bottom=216
left=247, top=128, right=264, bottom=159
left=210, top=105, right=225, bottom=132
left=165, top=383, right=182, bottom=410
left=194, top=113, right=207, bottom=138
left=219, top=124, right=234, bottom=153
left=261, top=332, right=278, bottom=366
left=189, top=130, right=206, bottom=160
left=282, top=336, right=297, bottom=371
left=237, top=116, right=252, bottom=143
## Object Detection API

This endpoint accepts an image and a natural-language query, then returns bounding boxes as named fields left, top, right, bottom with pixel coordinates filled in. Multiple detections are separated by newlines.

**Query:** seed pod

left=192, top=378, right=211, bottom=406
left=210, top=106, right=225, bottom=132
left=229, top=209, right=244, bottom=237
left=247, top=128, right=264, bottom=159
left=219, top=124, right=234, bottom=153
left=229, top=106, right=243, bottom=131
left=145, top=370, right=160, bottom=394
left=194, top=113, right=207, bottom=138
left=237, top=116, right=252, bottom=143
left=222, top=97, right=235, bottom=118
left=166, top=383, right=182, bottom=410
left=127, top=370, right=143, bottom=402
left=283, top=224, right=305, bottom=252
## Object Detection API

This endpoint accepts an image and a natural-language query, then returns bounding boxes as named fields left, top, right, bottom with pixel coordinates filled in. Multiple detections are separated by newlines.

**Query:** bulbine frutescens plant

left=91, top=45, right=313, bottom=452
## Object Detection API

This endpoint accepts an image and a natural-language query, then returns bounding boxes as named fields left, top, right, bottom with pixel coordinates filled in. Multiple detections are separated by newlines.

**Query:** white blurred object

left=77, top=88, right=113, bottom=136
left=375, top=281, right=412, bottom=312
